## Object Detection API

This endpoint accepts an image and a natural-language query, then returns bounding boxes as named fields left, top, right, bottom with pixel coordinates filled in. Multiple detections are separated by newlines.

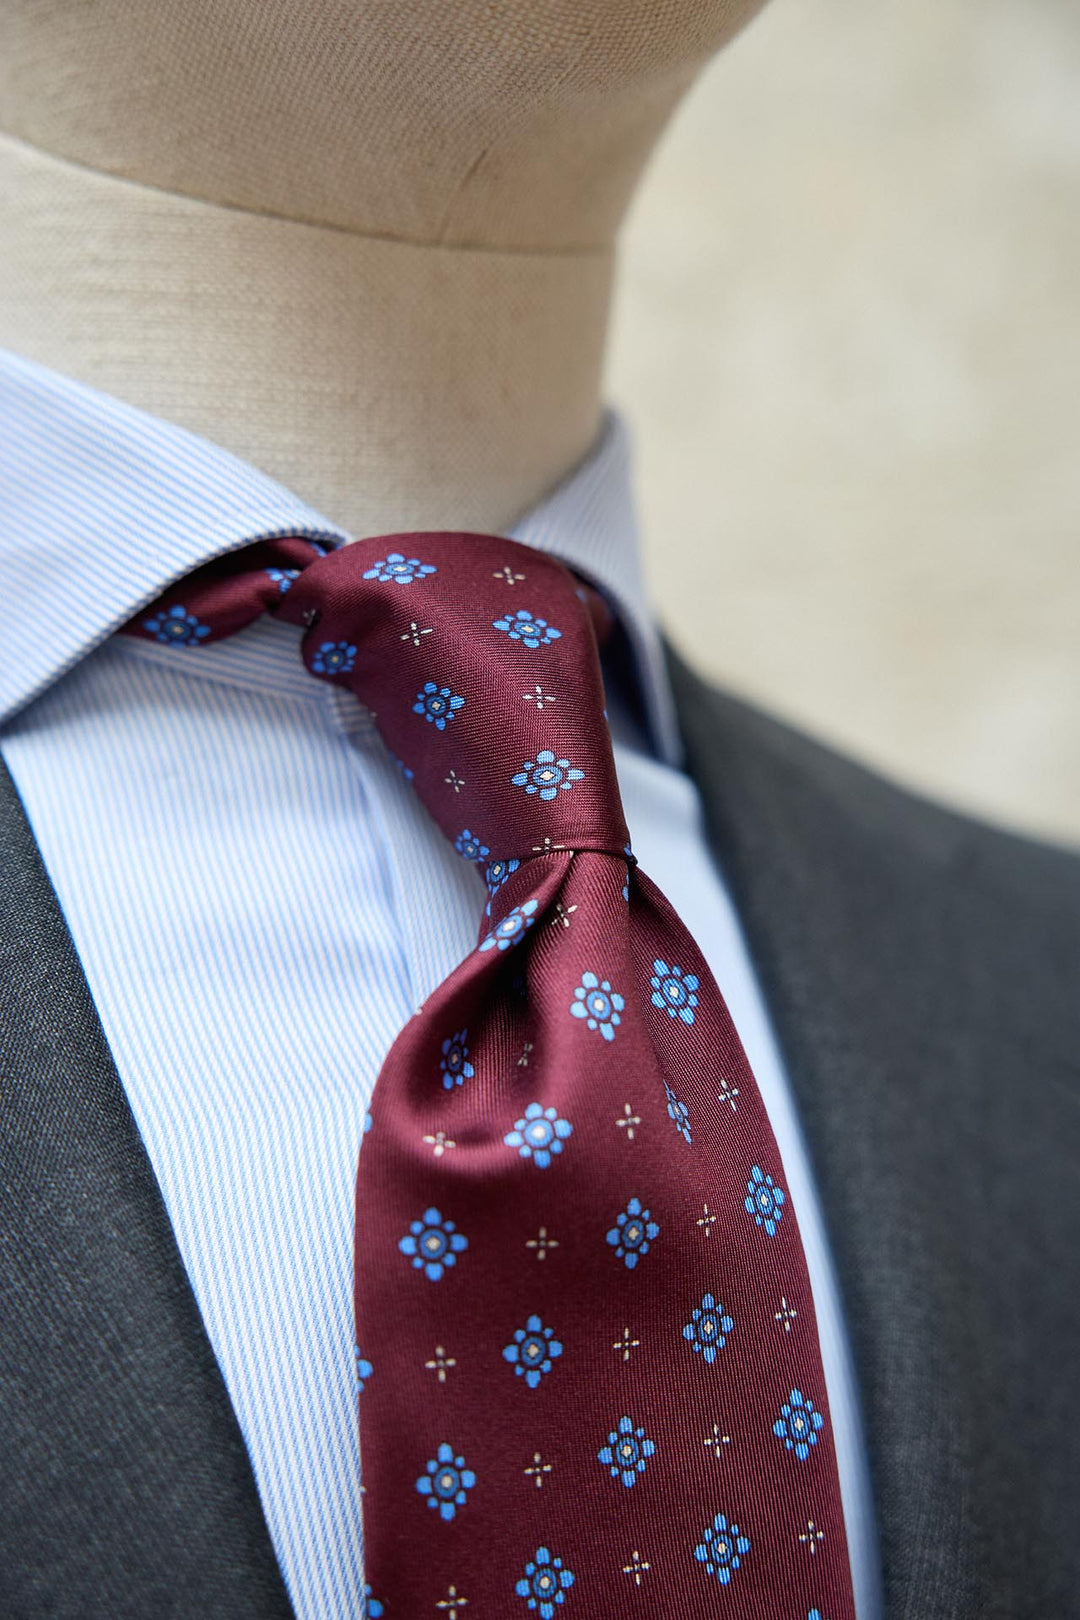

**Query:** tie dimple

left=122, top=529, right=857, bottom=1620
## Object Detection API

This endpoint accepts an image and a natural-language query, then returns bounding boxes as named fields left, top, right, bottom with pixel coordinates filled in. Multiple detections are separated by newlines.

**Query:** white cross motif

left=524, top=1452, right=554, bottom=1488
left=696, top=1203, right=718, bottom=1236
left=444, top=769, right=465, bottom=794
left=775, top=1295, right=798, bottom=1333
left=399, top=620, right=433, bottom=647
left=494, top=564, right=525, bottom=585
left=531, top=836, right=567, bottom=854
left=435, top=1586, right=469, bottom=1616
left=517, top=1041, right=534, bottom=1067
left=422, top=1130, right=456, bottom=1157
left=525, top=1226, right=559, bottom=1260
left=717, top=1075, right=740, bottom=1112
left=622, top=1550, right=650, bottom=1586
left=551, top=901, right=578, bottom=929
left=703, top=1422, right=732, bottom=1460
left=615, top=1102, right=642, bottom=1141
left=424, top=1346, right=457, bottom=1383
left=613, top=1326, right=641, bottom=1362
left=799, top=1519, right=826, bottom=1555
left=523, top=684, right=556, bottom=706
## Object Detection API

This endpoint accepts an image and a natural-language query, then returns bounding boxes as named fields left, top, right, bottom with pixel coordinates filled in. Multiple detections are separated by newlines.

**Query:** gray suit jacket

left=2, top=651, right=1078, bottom=1619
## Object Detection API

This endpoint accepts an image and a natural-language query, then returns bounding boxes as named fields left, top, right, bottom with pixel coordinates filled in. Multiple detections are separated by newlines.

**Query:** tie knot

left=269, top=531, right=631, bottom=868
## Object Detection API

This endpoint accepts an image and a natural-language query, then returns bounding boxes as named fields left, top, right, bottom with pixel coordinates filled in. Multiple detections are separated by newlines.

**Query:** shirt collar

left=0, top=345, right=681, bottom=764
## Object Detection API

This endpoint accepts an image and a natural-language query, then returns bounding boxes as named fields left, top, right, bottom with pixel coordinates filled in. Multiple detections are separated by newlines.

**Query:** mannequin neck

left=0, top=2, right=760, bottom=534
left=0, top=131, right=615, bottom=535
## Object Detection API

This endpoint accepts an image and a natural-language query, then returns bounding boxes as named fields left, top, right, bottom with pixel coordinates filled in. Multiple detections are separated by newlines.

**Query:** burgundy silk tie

left=123, top=531, right=856, bottom=1620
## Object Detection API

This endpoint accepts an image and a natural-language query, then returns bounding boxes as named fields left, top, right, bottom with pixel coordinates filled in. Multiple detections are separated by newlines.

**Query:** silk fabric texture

left=122, top=531, right=855, bottom=1620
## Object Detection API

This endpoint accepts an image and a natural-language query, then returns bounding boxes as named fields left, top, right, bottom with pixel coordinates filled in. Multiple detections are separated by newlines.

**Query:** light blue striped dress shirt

left=0, top=346, right=880, bottom=1620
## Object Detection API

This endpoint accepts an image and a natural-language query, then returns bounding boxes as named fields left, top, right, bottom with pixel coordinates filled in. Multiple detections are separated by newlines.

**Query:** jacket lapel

left=0, top=757, right=294, bottom=1619
left=669, top=648, right=1080, bottom=1620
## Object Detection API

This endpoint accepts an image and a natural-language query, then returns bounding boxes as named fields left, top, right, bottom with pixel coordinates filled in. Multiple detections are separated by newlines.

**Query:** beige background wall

left=609, top=0, right=1078, bottom=847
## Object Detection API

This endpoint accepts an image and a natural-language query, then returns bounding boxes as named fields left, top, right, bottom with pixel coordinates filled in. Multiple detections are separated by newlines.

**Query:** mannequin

left=0, top=0, right=763, bottom=537
left=4, top=10, right=1080, bottom=1619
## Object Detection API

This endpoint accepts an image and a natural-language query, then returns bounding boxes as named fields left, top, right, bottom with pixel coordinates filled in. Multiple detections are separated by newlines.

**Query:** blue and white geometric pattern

left=511, top=750, right=585, bottom=800
left=606, top=1196, right=659, bottom=1269
left=266, top=567, right=301, bottom=592
left=415, top=1443, right=476, bottom=1520
left=312, top=640, right=357, bottom=676
left=503, top=1317, right=563, bottom=1388
left=504, top=1103, right=573, bottom=1168
left=484, top=856, right=520, bottom=914
left=454, top=828, right=489, bottom=862
left=569, top=971, right=624, bottom=1040
left=694, top=1513, right=751, bottom=1585
left=413, top=681, right=465, bottom=729
left=597, top=1415, right=656, bottom=1487
left=362, top=552, right=437, bottom=585
left=398, top=1208, right=468, bottom=1281
left=439, top=1030, right=474, bottom=1089
left=479, top=899, right=538, bottom=952
left=515, top=1547, right=575, bottom=1616
left=746, top=1164, right=786, bottom=1236
left=493, top=609, right=562, bottom=648
left=664, top=1081, right=692, bottom=1145
left=650, top=959, right=699, bottom=1024
left=682, top=1293, right=734, bottom=1363
left=773, top=1389, right=826, bottom=1460
left=142, top=604, right=211, bottom=646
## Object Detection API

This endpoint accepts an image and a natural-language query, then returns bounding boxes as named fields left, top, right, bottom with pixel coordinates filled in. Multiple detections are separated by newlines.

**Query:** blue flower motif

left=503, top=1315, right=562, bottom=1388
left=515, top=1547, right=574, bottom=1616
left=440, top=1029, right=474, bottom=1089
left=650, top=959, right=700, bottom=1024
left=312, top=640, right=357, bottom=675
left=694, top=1513, right=750, bottom=1586
left=493, top=609, right=563, bottom=649
left=809, top=1612, right=825, bottom=1620
left=363, top=1584, right=384, bottom=1618
left=682, top=1292, right=734, bottom=1363
left=664, top=1081, right=692, bottom=1144
left=143, top=604, right=211, bottom=646
left=455, top=828, right=490, bottom=862
left=266, top=566, right=301, bottom=592
left=354, top=1346, right=373, bottom=1393
left=505, top=1103, right=572, bottom=1168
left=597, top=1415, right=656, bottom=1488
left=415, top=1441, right=476, bottom=1521
left=606, top=1196, right=659, bottom=1269
left=745, top=1164, right=786, bottom=1236
left=511, top=750, right=585, bottom=801
left=399, top=1207, right=468, bottom=1281
left=393, top=756, right=415, bottom=781
left=773, top=1388, right=826, bottom=1460
left=364, top=1110, right=373, bottom=1134
left=479, top=898, right=538, bottom=952
left=484, top=857, right=520, bottom=914
left=362, top=551, right=437, bottom=584
left=622, top=843, right=633, bottom=902
left=569, top=972, right=624, bottom=1041
left=413, top=681, right=465, bottom=730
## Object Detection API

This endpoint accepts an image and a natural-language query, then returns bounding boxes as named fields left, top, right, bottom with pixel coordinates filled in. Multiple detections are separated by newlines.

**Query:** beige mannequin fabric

left=0, top=0, right=764, bottom=537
